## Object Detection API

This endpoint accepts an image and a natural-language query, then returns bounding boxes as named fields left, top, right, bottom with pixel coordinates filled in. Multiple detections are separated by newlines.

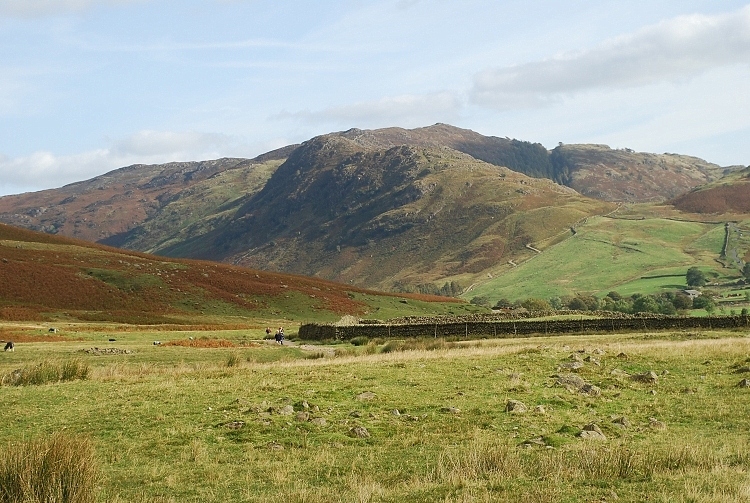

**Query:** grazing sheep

left=3, top=341, right=14, bottom=352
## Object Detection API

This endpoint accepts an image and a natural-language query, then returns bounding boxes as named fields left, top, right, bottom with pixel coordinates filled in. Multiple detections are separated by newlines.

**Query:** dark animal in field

left=3, top=341, right=14, bottom=352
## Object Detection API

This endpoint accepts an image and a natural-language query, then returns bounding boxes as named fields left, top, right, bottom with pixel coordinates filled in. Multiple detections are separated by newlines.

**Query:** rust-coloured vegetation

left=0, top=223, right=427, bottom=324
left=163, top=338, right=244, bottom=348
left=672, top=182, right=750, bottom=214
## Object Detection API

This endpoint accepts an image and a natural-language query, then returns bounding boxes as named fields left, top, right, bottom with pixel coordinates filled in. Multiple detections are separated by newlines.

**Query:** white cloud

left=279, top=92, right=463, bottom=129
left=111, top=130, right=232, bottom=157
left=471, top=5, right=750, bottom=109
left=0, top=130, right=245, bottom=196
left=0, top=0, right=146, bottom=17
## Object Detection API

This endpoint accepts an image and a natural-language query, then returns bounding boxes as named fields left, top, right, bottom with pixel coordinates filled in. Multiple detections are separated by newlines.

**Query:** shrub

left=2, top=360, right=89, bottom=386
left=0, top=433, right=98, bottom=503
left=349, top=336, right=370, bottom=346
left=226, top=353, right=241, bottom=367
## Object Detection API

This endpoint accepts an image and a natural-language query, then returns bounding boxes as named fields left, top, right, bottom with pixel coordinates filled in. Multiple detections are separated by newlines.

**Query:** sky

left=1, top=0, right=749, bottom=196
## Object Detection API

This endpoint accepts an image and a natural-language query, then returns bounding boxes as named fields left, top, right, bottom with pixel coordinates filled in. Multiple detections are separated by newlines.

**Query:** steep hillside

left=160, top=134, right=614, bottom=290
left=333, top=125, right=734, bottom=203
left=0, top=223, right=472, bottom=325
left=0, top=146, right=296, bottom=247
left=670, top=167, right=750, bottom=214
left=548, top=144, right=734, bottom=202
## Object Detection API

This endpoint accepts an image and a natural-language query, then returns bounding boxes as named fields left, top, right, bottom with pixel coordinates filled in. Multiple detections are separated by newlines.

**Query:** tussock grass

left=0, top=433, right=98, bottom=503
left=1, top=359, right=88, bottom=386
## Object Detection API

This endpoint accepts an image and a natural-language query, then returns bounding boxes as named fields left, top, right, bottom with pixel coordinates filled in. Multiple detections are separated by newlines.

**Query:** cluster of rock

left=81, top=347, right=132, bottom=355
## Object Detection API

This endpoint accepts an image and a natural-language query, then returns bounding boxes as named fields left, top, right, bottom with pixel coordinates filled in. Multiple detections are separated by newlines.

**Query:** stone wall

left=299, top=315, right=750, bottom=341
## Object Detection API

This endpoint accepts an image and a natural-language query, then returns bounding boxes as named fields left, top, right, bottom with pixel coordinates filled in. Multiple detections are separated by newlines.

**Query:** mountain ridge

left=0, top=123, right=746, bottom=293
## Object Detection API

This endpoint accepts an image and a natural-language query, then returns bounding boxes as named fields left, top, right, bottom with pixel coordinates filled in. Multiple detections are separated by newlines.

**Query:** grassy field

left=2, top=323, right=750, bottom=502
left=466, top=216, right=734, bottom=303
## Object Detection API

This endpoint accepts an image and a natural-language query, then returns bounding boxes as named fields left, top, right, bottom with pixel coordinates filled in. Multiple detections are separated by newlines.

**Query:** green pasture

left=467, top=217, right=736, bottom=303
left=2, top=325, right=750, bottom=502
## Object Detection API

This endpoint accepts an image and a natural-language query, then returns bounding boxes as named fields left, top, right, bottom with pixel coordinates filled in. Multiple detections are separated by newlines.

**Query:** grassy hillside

left=465, top=216, right=742, bottom=303
left=0, top=223, right=481, bottom=326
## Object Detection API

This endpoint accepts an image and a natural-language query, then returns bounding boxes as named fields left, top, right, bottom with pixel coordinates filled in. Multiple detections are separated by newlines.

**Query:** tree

left=693, top=295, right=716, bottom=313
left=672, top=292, right=693, bottom=310
left=632, top=295, right=660, bottom=314
left=470, top=296, right=491, bottom=308
left=743, top=262, right=750, bottom=281
left=493, top=298, right=513, bottom=309
left=521, top=298, right=552, bottom=311
left=686, top=267, right=707, bottom=287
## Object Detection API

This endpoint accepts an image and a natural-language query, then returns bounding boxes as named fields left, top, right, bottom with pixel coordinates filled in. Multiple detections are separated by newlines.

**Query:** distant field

left=466, top=216, right=732, bottom=303
left=2, top=324, right=750, bottom=502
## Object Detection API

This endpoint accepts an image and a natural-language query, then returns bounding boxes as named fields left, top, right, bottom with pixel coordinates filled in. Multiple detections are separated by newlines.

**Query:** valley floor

left=1, top=324, right=750, bottom=502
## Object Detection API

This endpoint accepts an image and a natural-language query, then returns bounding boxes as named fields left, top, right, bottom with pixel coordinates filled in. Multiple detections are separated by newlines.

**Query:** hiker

left=275, top=327, right=284, bottom=345
left=266, top=327, right=271, bottom=338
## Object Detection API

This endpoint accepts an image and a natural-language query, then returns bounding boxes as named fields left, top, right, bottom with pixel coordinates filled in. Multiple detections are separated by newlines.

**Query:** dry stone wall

left=299, top=315, right=750, bottom=341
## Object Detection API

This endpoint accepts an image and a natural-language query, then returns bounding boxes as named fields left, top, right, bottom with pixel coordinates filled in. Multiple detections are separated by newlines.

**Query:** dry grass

left=1, top=359, right=89, bottom=386
left=0, top=433, right=98, bottom=503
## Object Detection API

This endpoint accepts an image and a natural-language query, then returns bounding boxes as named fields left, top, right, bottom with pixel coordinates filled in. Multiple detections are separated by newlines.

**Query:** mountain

left=0, top=223, right=473, bottom=325
left=154, top=134, right=614, bottom=290
left=0, top=146, right=295, bottom=246
left=0, top=124, right=743, bottom=292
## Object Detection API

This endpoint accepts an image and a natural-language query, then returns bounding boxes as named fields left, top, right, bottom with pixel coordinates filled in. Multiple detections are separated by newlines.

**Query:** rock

left=584, top=356, right=601, bottom=366
left=295, top=412, right=310, bottom=422
left=569, top=353, right=584, bottom=362
left=734, top=366, right=750, bottom=374
left=277, top=405, right=294, bottom=416
left=301, top=400, right=310, bottom=409
left=521, top=436, right=547, bottom=448
left=224, top=420, right=244, bottom=430
left=737, top=378, right=750, bottom=388
left=632, top=371, right=659, bottom=384
left=349, top=410, right=362, bottom=418
left=356, top=391, right=377, bottom=401
left=592, top=348, right=606, bottom=355
left=441, top=406, right=461, bottom=414
left=558, top=361, right=584, bottom=371
left=311, top=417, right=327, bottom=426
left=505, top=400, right=527, bottom=414
left=649, top=417, right=666, bottom=430
left=555, top=373, right=586, bottom=391
left=348, top=426, right=370, bottom=438
left=610, top=368, right=630, bottom=378
left=578, top=423, right=606, bottom=440
left=267, top=442, right=284, bottom=450
left=391, top=409, right=401, bottom=416
left=533, top=405, right=547, bottom=414
left=616, top=352, right=628, bottom=359
left=580, top=384, right=601, bottom=397
left=612, top=416, right=631, bottom=429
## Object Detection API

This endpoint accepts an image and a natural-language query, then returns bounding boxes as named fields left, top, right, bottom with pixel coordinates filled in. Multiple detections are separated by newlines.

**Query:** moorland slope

left=0, top=223, right=473, bottom=325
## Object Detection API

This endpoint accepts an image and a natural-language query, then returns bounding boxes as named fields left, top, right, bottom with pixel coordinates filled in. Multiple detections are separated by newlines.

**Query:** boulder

left=577, top=423, right=606, bottom=440
left=348, top=426, right=371, bottom=438
left=505, top=399, right=527, bottom=414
